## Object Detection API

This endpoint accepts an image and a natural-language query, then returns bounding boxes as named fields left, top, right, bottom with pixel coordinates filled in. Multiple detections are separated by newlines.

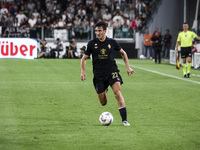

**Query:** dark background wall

left=147, top=0, right=184, bottom=48
left=187, top=0, right=200, bottom=31
left=113, top=43, right=137, bottom=58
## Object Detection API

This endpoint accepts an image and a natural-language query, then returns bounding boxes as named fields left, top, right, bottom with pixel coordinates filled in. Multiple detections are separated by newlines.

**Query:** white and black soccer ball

left=139, top=54, right=145, bottom=60
left=99, top=112, right=113, bottom=126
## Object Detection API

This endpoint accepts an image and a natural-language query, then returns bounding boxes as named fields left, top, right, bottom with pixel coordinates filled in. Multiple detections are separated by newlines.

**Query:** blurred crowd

left=0, top=0, right=156, bottom=40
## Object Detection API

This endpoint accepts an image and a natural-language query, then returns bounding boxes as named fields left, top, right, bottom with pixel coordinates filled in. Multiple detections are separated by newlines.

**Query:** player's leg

left=162, top=45, right=166, bottom=58
left=144, top=46, right=147, bottom=57
left=167, top=45, right=170, bottom=58
left=187, top=56, right=192, bottom=78
left=38, top=52, right=45, bottom=58
left=182, top=58, right=187, bottom=77
left=111, top=81, right=130, bottom=126
left=93, top=77, right=108, bottom=106
left=97, top=91, right=107, bottom=106
left=68, top=50, right=71, bottom=57
left=111, top=81, right=125, bottom=108
left=154, top=49, right=158, bottom=63
left=69, top=50, right=74, bottom=58
left=158, top=49, right=161, bottom=64
left=181, top=47, right=187, bottom=77
left=71, top=51, right=74, bottom=58
left=182, top=58, right=186, bottom=63
left=185, top=47, right=192, bottom=77
left=37, top=52, right=41, bottom=58
left=187, top=56, right=192, bottom=63
left=149, top=46, right=152, bottom=59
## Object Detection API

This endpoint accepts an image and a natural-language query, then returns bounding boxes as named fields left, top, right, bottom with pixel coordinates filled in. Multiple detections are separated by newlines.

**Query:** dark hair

left=81, top=46, right=86, bottom=51
left=95, top=21, right=107, bottom=30
left=183, top=22, right=188, bottom=25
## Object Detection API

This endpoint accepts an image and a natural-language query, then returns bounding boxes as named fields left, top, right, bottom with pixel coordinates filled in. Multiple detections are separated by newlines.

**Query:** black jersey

left=151, top=35, right=162, bottom=49
left=163, top=34, right=172, bottom=45
left=85, top=37, right=121, bottom=76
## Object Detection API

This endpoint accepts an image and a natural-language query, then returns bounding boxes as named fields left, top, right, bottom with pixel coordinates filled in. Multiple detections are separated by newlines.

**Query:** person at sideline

left=151, top=31, right=162, bottom=64
left=68, top=38, right=77, bottom=58
left=175, top=22, right=200, bottom=78
left=143, top=29, right=152, bottom=59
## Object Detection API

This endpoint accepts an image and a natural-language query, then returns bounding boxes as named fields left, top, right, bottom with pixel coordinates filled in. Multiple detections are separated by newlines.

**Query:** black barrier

left=113, top=43, right=137, bottom=59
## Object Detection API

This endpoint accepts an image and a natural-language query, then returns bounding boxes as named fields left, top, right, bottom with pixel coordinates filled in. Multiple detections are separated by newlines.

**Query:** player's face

left=183, top=24, right=189, bottom=31
left=95, top=27, right=106, bottom=40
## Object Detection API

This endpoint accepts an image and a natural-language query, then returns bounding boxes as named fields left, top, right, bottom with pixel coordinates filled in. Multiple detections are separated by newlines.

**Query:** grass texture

left=0, top=59, right=200, bottom=150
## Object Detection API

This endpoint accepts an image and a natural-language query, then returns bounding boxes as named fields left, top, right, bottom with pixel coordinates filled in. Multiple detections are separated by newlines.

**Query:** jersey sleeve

left=192, top=32, right=197, bottom=38
left=113, top=39, right=122, bottom=51
left=84, top=41, right=92, bottom=56
left=177, top=33, right=181, bottom=42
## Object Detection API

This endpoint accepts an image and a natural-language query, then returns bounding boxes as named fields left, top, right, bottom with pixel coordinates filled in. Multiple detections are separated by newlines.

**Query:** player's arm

left=175, top=33, right=181, bottom=54
left=195, top=36, right=200, bottom=40
left=119, top=49, right=136, bottom=77
left=175, top=41, right=181, bottom=54
left=81, top=54, right=89, bottom=81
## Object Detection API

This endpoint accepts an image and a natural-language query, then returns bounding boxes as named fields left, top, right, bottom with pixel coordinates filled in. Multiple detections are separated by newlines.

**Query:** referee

left=81, top=21, right=136, bottom=126
left=175, top=22, right=200, bottom=78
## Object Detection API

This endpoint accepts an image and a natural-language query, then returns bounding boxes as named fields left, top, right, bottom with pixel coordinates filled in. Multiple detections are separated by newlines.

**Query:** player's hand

left=81, top=72, right=87, bottom=81
left=127, top=67, right=136, bottom=77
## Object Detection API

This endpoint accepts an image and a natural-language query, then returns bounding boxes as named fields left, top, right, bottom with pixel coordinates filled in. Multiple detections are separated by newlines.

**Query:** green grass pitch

left=0, top=59, right=200, bottom=150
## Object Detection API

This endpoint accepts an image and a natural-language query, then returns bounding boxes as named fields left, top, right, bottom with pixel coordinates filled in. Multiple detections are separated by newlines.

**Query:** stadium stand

left=0, top=0, right=158, bottom=39
left=0, top=0, right=159, bottom=58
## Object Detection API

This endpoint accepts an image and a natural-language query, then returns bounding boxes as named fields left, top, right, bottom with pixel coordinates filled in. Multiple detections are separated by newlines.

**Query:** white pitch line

left=192, top=74, right=200, bottom=78
left=117, top=61, right=200, bottom=85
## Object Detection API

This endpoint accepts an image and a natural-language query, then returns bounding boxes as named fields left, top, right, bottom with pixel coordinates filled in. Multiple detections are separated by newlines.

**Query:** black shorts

left=181, top=47, right=192, bottom=58
left=93, top=72, right=123, bottom=94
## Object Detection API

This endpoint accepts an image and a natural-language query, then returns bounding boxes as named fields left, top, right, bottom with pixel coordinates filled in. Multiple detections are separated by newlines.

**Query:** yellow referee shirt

left=177, top=31, right=197, bottom=47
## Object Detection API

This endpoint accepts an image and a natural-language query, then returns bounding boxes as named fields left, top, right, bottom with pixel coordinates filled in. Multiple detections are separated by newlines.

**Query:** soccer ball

left=99, top=112, right=114, bottom=126
left=139, top=54, right=145, bottom=60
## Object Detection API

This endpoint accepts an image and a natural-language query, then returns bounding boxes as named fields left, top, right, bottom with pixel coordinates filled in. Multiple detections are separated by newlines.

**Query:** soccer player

left=175, top=22, right=200, bottom=78
left=81, top=21, right=136, bottom=126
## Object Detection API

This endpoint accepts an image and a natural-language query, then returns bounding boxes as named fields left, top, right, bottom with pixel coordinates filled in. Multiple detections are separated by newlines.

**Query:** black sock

left=119, top=107, right=127, bottom=122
